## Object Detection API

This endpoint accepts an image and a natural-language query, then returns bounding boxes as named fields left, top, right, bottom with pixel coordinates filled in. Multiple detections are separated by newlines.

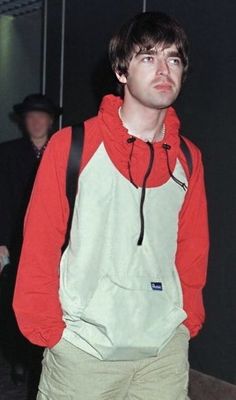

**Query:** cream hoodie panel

left=59, top=143, right=188, bottom=360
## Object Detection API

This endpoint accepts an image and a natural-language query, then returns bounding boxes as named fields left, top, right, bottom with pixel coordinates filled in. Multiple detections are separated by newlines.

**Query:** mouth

left=154, top=83, right=172, bottom=91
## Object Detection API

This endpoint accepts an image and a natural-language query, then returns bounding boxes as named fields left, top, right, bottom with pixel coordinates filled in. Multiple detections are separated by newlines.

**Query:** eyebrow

left=135, top=49, right=157, bottom=57
left=135, top=49, right=182, bottom=58
left=165, top=50, right=182, bottom=58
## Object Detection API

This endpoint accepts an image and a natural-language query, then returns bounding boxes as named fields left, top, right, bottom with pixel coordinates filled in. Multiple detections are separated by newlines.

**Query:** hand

left=0, top=246, right=9, bottom=258
left=0, top=245, right=10, bottom=272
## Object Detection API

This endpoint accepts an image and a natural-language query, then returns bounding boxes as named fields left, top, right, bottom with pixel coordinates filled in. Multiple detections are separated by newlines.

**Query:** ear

left=115, top=71, right=127, bottom=84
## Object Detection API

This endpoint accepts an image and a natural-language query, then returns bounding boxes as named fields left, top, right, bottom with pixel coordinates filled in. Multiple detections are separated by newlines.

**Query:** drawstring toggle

left=127, top=137, right=136, bottom=143
left=162, top=143, right=188, bottom=191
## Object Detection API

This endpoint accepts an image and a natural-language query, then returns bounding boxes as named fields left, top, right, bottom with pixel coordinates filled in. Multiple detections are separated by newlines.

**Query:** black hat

left=13, top=94, right=63, bottom=117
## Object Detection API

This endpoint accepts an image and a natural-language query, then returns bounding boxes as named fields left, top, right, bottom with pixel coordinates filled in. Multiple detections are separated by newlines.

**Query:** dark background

left=45, top=0, right=236, bottom=384
left=0, top=8, right=42, bottom=143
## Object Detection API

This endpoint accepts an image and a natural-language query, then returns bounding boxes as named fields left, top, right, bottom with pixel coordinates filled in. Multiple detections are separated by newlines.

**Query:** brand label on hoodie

left=151, top=282, right=163, bottom=291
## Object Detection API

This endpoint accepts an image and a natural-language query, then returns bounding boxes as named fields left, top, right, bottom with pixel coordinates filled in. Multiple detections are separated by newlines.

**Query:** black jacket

left=0, top=137, right=42, bottom=264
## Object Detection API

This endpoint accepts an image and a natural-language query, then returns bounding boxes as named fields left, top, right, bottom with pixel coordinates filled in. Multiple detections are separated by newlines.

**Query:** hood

left=98, top=94, right=181, bottom=188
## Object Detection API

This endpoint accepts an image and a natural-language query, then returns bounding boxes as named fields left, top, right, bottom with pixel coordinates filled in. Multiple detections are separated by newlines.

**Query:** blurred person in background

left=0, top=94, right=61, bottom=395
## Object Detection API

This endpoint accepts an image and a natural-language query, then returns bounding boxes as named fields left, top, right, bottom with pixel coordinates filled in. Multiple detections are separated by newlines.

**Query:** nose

left=156, top=58, right=169, bottom=76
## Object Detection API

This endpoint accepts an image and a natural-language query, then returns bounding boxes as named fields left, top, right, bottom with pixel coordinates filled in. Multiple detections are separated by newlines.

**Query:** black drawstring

left=127, top=137, right=138, bottom=188
left=162, top=143, right=187, bottom=191
left=137, top=142, right=155, bottom=246
left=126, top=139, right=187, bottom=248
left=127, top=138, right=155, bottom=246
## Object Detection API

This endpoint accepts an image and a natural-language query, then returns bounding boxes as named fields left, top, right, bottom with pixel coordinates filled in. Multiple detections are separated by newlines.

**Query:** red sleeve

left=13, top=128, right=71, bottom=347
left=13, top=120, right=102, bottom=348
left=176, top=140, right=209, bottom=338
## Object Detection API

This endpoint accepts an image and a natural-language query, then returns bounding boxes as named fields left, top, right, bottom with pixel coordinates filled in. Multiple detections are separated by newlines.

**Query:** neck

left=30, top=135, right=48, bottom=149
left=120, top=94, right=167, bottom=142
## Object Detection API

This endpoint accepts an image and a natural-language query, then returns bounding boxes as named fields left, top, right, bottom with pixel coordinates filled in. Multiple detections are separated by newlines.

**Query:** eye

left=168, top=58, right=181, bottom=66
left=142, top=56, right=154, bottom=63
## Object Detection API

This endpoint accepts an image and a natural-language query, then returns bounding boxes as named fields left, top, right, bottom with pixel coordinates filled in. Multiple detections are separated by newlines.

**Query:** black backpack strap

left=180, top=136, right=193, bottom=178
left=63, top=123, right=84, bottom=251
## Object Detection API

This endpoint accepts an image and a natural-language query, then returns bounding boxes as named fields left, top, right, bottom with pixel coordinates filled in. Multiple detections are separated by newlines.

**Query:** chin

left=153, top=95, right=178, bottom=109
left=148, top=100, right=174, bottom=110
left=32, top=131, right=47, bottom=137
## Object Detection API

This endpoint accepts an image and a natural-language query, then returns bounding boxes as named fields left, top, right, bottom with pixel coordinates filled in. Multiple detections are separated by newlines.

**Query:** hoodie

left=13, top=95, right=209, bottom=354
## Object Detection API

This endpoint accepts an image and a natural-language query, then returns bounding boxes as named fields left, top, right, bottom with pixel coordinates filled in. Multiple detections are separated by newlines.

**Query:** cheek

left=171, top=69, right=183, bottom=87
left=128, top=64, right=153, bottom=82
left=26, top=121, right=35, bottom=131
left=38, top=118, right=50, bottom=127
left=127, top=69, right=151, bottom=90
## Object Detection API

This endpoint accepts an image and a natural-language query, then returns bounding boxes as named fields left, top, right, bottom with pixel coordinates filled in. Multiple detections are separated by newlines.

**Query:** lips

left=154, top=83, right=172, bottom=90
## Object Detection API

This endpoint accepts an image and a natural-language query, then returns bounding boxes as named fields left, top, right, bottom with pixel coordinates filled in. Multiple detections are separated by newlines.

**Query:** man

left=13, top=12, right=209, bottom=400
left=0, top=94, right=61, bottom=388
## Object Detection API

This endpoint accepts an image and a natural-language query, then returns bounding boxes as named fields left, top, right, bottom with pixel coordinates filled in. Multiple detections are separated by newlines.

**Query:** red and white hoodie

left=13, top=95, right=209, bottom=359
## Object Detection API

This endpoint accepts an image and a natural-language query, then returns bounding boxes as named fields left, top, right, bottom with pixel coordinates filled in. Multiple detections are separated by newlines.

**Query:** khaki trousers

left=37, top=324, right=190, bottom=400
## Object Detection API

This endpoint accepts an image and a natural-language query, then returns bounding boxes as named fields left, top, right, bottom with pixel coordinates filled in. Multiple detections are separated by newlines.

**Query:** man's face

left=117, top=43, right=184, bottom=110
left=24, top=111, right=53, bottom=140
